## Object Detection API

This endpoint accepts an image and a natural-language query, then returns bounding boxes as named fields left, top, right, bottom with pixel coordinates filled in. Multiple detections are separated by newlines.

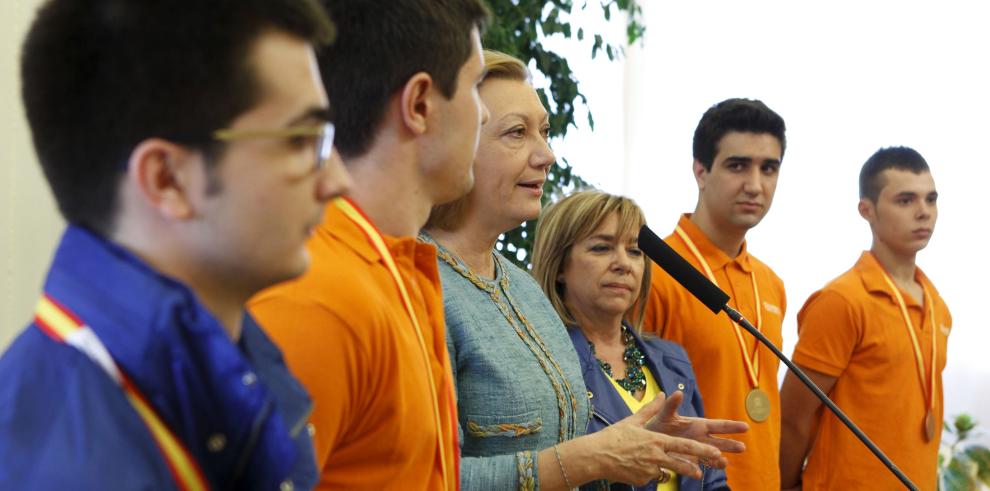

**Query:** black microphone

left=637, top=224, right=919, bottom=491
left=637, top=224, right=729, bottom=313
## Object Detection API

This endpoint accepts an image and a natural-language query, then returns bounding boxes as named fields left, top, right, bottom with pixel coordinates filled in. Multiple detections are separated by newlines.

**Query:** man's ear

left=398, top=72, right=435, bottom=136
left=692, top=160, right=708, bottom=190
left=858, top=198, right=875, bottom=223
left=125, top=138, right=201, bottom=220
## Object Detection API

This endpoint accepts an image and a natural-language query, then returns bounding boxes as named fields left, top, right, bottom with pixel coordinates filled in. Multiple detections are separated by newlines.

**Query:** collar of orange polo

left=677, top=213, right=753, bottom=273
left=855, top=251, right=933, bottom=308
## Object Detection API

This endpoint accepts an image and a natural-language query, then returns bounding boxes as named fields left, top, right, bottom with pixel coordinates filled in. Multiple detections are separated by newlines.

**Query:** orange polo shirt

left=644, top=214, right=786, bottom=491
left=248, top=199, right=458, bottom=490
left=793, top=251, right=951, bottom=490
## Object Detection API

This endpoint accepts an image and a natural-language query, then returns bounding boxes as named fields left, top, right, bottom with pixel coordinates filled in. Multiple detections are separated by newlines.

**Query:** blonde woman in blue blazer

left=533, top=191, right=740, bottom=491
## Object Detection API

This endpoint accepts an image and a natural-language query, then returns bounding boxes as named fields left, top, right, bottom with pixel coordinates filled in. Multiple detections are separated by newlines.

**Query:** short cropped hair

left=425, top=49, right=530, bottom=231
left=531, top=191, right=652, bottom=332
left=693, top=98, right=787, bottom=171
left=316, top=0, right=491, bottom=159
left=21, top=0, right=335, bottom=236
left=859, top=146, right=930, bottom=202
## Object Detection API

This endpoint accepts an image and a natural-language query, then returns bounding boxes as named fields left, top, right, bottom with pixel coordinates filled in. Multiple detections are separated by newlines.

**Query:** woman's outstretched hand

left=645, top=390, right=749, bottom=469
left=589, top=392, right=725, bottom=485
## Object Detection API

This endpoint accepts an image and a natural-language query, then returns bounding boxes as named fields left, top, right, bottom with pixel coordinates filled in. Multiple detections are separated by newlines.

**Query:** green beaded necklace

left=589, top=325, right=647, bottom=395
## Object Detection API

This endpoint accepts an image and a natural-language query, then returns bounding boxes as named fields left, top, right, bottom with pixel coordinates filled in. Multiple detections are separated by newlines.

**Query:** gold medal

left=745, top=387, right=771, bottom=422
left=924, top=411, right=936, bottom=442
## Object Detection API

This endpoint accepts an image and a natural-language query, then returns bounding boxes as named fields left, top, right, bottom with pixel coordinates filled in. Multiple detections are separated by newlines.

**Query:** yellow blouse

left=605, top=367, right=679, bottom=490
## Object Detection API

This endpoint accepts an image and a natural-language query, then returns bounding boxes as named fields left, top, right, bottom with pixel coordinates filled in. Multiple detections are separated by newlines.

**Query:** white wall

left=552, top=0, right=990, bottom=445
left=0, top=0, right=62, bottom=350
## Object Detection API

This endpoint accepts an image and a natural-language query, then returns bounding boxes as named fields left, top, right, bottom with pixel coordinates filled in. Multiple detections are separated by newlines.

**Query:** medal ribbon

left=334, top=197, right=458, bottom=490
left=34, top=294, right=209, bottom=491
left=874, top=259, right=937, bottom=420
left=675, top=226, right=762, bottom=389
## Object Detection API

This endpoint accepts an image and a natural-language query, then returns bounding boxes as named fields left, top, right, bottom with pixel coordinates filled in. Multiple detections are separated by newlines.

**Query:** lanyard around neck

left=334, top=198, right=456, bottom=489
left=873, top=257, right=937, bottom=415
left=34, top=294, right=210, bottom=491
left=675, top=225, right=763, bottom=389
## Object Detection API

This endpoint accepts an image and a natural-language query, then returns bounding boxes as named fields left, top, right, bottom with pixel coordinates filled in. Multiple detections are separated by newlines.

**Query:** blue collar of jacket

left=568, top=326, right=727, bottom=491
left=41, top=225, right=315, bottom=489
left=568, top=325, right=694, bottom=425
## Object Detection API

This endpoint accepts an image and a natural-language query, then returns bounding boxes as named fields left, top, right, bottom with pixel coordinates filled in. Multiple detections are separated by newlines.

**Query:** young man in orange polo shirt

left=644, top=98, right=788, bottom=490
left=780, top=147, right=951, bottom=490
left=247, top=1, right=491, bottom=489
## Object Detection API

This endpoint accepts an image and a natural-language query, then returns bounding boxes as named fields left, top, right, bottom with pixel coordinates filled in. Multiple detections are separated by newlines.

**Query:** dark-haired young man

left=247, top=0, right=490, bottom=488
left=780, top=147, right=950, bottom=491
left=0, top=0, right=350, bottom=489
left=643, top=98, right=788, bottom=490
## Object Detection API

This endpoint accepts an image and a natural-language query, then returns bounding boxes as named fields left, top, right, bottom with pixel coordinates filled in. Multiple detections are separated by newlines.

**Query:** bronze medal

left=877, top=261, right=940, bottom=446
left=745, top=387, right=771, bottom=422
left=677, top=227, right=772, bottom=425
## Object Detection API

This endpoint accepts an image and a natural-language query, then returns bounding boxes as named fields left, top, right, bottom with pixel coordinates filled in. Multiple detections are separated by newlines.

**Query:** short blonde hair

left=481, top=49, right=530, bottom=82
left=531, top=190, right=652, bottom=331
left=425, top=49, right=530, bottom=231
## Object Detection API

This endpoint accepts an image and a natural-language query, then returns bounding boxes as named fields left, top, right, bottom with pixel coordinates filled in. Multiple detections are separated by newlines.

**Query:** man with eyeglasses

left=248, top=0, right=490, bottom=488
left=0, top=0, right=349, bottom=489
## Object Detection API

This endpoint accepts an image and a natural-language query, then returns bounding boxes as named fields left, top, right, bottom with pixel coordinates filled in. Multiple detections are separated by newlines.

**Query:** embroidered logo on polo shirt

left=940, top=324, right=951, bottom=336
left=763, top=301, right=782, bottom=316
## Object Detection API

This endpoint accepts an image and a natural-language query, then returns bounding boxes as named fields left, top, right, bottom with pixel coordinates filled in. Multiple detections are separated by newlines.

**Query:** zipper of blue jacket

left=592, top=409, right=614, bottom=426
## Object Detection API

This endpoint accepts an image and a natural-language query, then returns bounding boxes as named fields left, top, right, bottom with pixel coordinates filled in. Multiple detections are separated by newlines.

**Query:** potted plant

left=940, top=413, right=990, bottom=490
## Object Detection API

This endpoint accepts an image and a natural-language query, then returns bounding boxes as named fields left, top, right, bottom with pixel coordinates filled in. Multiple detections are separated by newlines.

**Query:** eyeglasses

left=211, top=121, right=336, bottom=171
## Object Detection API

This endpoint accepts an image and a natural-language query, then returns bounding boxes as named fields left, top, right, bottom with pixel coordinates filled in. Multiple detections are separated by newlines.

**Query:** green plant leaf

left=955, top=414, right=976, bottom=431
left=955, top=414, right=976, bottom=441
left=964, top=446, right=990, bottom=485
left=941, top=458, right=974, bottom=491
left=940, top=469, right=969, bottom=491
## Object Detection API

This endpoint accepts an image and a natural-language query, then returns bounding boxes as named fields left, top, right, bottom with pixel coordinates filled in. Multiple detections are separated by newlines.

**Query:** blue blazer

left=569, top=326, right=729, bottom=491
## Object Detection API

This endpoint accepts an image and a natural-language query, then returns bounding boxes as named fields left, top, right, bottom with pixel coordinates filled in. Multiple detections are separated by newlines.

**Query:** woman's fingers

left=655, top=390, right=683, bottom=423
left=699, top=434, right=746, bottom=454
left=658, top=433, right=722, bottom=478
left=629, top=391, right=667, bottom=425
left=704, top=418, right=750, bottom=435
left=668, top=450, right=730, bottom=470
left=653, top=446, right=702, bottom=479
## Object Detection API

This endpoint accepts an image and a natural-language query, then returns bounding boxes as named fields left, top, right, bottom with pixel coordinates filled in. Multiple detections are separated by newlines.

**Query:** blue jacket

left=0, top=226, right=317, bottom=490
left=569, top=326, right=729, bottom=491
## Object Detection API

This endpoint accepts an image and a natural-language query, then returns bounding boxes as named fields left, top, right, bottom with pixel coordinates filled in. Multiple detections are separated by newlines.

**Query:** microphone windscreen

left=638, top=224, right=729, bottom=314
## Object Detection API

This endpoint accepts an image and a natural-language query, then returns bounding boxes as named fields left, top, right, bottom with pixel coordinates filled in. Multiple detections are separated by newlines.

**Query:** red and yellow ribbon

left=873, top=258, right=938, bottom=422
left=675, top=226, right=763, bottom=389
left=34, top=294, right=209, bottom=491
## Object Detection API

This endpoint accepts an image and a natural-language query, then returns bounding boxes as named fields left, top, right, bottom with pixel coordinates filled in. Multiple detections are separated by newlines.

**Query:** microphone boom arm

left=722, top=306, right=919, bottom=491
